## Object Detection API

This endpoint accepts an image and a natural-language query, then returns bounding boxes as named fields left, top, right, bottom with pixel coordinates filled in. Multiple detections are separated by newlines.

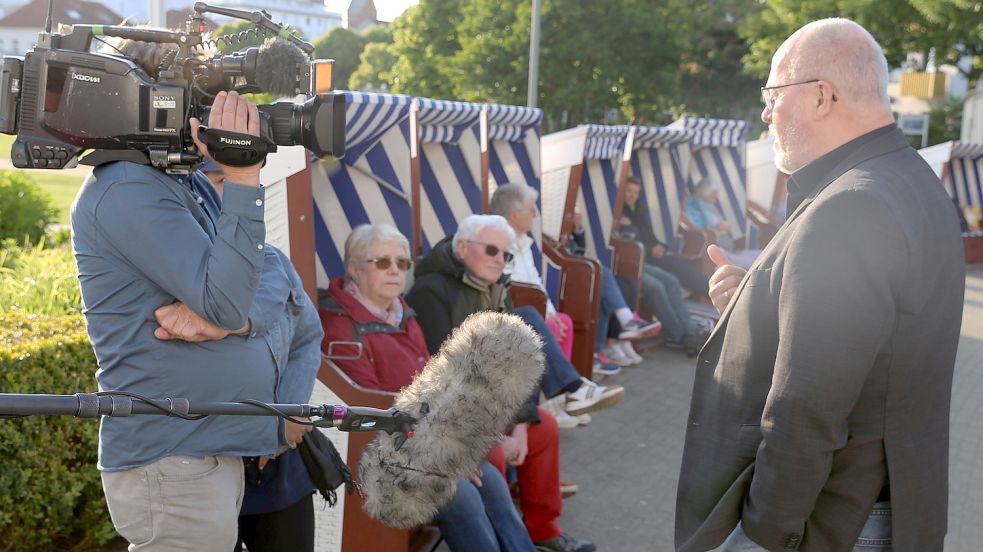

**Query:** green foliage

left=928, top=95, right=965, bottom=146
left=0, top=170, right=57, bottom=245
left=349, top=42, right=399, bottom=92
left=740, top=1, right=983, bottom=88
left=313, top=27, right=366, bottom=91
left=386, top=0, right=465, bottom=99
left=0, top=240, right=81, bottom=316
left=376, top=0, right=762, bottom=130
left=0, top=312, right=114, bottom=551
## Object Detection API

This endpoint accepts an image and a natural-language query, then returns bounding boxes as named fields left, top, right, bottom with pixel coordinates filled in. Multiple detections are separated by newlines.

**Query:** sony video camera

left=0, top=1, right=345, bottom=173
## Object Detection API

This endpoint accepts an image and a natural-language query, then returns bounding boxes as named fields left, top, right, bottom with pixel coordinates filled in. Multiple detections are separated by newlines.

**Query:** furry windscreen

left=359, top=311, right=545, bottom=528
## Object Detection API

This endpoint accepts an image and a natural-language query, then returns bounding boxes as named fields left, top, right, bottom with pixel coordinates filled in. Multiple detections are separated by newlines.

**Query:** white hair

left=344, top=223, right=411, bottom=268
left=489, top=183, right=539, bottom=218
left=694, top=176, right=720, bottom=200
left=452, top=215, right=516, bottom=258
left=782, top=18, right=890, bottom=111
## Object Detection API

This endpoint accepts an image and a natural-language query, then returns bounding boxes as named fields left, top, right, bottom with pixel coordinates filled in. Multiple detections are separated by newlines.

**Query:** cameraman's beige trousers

left=101, top=455, right=244, bottom=551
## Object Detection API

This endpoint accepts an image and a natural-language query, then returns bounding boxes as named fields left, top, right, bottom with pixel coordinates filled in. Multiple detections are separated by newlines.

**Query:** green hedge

left=0, top=313, right=116, bottom=551
left=0, top=171, right=57, bottom=245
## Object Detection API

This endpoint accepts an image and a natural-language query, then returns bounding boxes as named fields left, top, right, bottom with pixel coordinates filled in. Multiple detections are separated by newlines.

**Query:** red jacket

left=319, top=276, right=430, bottom=393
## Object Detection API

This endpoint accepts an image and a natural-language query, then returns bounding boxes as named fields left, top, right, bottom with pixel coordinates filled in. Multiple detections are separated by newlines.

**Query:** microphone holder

left=0, top=392, right=419, bottom=446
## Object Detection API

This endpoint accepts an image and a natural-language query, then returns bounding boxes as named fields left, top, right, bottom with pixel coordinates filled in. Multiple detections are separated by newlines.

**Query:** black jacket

left=675, top=126, right=965, bottom=552
left=406, top=237, right=540, bottom=425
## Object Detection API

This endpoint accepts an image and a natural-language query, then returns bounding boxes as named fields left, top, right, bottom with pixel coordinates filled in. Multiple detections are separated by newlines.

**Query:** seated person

left=620, top=176, right=710, bottom=298
left=620, top=177, right=710, bottom=352
left=686, top=177, right=759, bottom=269
left=406, top=215, right=597, bottom=552
left=319, top=223, right=536, bottom=552
left=567, top=211, right=659, bottom=367
left=196, top=160, right=322, bottom=552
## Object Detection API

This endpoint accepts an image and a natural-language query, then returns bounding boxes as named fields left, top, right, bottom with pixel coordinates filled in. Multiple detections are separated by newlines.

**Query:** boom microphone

left=253, top=38, right=310, bottom=97
left=359, top=311, right=546, bottom=529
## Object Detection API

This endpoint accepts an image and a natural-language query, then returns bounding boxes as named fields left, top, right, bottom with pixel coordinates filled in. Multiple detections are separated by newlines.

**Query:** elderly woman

left=685, top=177, right=760, bottom=270
left=319, top=223, right=534, bottom=552
left=406, top=215, right=597, bottom=552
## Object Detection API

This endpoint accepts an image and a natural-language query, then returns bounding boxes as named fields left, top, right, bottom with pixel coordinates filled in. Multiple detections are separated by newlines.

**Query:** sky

left=324, top=0, right=418, bottom=23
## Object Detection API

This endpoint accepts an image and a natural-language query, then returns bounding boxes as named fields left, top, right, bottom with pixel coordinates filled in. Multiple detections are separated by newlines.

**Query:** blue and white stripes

left=417, top=99, right=484, bottom=251
left=672, top=117, right=751, bottom=245
left=945, top=141, right=983, bottom=210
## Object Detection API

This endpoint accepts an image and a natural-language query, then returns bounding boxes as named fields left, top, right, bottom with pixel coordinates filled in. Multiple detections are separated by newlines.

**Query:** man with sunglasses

left=675, top=18, right=964, bottom=552
left=407, top=214, right=603, bottom=552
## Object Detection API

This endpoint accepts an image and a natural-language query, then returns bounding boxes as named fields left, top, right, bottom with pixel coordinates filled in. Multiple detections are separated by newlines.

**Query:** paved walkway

left=549, top=268, right=983, bottom=551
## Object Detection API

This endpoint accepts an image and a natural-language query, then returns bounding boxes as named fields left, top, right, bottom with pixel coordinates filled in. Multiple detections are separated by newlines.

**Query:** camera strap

left=198, top=127, right=275, bottom=167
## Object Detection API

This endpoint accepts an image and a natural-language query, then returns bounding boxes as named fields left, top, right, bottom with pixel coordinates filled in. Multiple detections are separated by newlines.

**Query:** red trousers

left=489, top=406, right=562, bottom=542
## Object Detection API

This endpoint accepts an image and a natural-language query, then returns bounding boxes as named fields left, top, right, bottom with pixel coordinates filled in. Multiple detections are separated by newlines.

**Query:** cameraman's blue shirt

left=72, top=161, right=318, bottom=471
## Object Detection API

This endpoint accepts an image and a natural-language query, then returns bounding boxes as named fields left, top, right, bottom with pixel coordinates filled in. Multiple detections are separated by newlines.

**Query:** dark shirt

left=787, top=124, right=896, bottom=215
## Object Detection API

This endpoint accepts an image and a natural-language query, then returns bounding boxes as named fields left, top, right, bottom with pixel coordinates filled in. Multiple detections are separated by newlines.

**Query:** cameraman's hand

left=154, top=301, right=246, bottom=342
left=190, top=91, right=262, bottom=186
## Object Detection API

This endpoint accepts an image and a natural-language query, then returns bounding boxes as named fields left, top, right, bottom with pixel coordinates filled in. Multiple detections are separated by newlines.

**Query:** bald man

left=675, top=18, right=964, bottom=552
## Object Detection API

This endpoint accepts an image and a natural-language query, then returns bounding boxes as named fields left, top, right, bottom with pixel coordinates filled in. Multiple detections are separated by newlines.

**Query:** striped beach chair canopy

left=577, top=125, right=631, bottom=267
left=627, top=125, right=694, bottom=253
left=417, top=98, right=484, bottom=252
left=311, top=92, right=414, bottom=286
left=483, top=103, right=554, bottom=301
left=919, top=141, right=983, bottom=210
left=668, top=116, right=751, bottom=245
left=745, top=135, right=779, bottom=247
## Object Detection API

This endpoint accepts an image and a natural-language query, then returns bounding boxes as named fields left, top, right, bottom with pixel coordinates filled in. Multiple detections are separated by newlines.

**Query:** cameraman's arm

left=94, top=92, right=266, bottom=330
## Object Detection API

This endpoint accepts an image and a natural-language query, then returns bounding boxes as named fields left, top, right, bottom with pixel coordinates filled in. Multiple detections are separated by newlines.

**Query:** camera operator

left=71, top=36, right=320, bottom=549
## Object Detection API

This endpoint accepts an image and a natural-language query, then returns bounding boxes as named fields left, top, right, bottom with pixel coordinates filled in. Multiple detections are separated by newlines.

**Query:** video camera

left=0, top=1, right=346, bottom=173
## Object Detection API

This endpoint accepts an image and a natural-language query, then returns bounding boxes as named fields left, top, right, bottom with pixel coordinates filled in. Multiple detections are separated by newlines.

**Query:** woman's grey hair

left=489, top=183, right=539, bottom=218
left=344, top=224, right=411, bottom=269
left=784, top=18, right=890, bottom=111
left=452, top=215, right=516, bottom=258
left=694, top=177, right=720, bottom=200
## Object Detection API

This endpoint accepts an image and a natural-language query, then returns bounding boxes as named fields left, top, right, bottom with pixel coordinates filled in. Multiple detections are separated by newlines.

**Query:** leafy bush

left=0, top=313, right=115, bottom=551
left=0, top=240, right=81, bottom=315
left=0, top=170, right=58, bottom=244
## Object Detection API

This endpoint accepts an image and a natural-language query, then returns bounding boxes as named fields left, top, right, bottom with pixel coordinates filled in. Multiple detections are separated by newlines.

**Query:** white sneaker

left=565, top=377, right=625, bottom=416
left=576, top=412, right=591, bottom=425
left=603, top=344, right=634, bottom=367
left=542, top=396, right=579, bottom=429
left=617, top=341, right=644, bottom=365
left=553, top=408, right=581, bottom=429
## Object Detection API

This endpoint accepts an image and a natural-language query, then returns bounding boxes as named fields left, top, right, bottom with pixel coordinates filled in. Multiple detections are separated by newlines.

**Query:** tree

left=313, top=27, right=365, bottom=91
left=385, top=0, right=466, bottom=99
left=350, top=42, right=398, bottom=92
left=740, top=0, right=982, bottom=88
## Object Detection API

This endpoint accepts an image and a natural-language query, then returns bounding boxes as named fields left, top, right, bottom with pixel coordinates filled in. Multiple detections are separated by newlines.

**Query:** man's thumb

left=707, top=244, right=731, bottom=268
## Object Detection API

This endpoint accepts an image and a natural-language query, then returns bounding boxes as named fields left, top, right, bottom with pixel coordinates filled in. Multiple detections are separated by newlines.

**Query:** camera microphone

left=358, top=311, right=546, bottom=529
left=253, top=38, right=310, bottom=97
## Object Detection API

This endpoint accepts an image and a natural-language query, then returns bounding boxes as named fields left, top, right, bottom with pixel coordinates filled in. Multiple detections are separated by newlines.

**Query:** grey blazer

left=675, top=127, right=965, bottom=552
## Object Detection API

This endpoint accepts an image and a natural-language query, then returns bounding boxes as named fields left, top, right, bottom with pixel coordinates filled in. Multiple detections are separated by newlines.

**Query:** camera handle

left=197, top=126, right=275, bottom=167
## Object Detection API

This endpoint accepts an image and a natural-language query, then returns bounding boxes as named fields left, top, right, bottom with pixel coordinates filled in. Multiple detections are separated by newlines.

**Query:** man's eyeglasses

left=760, top=79, right=821, bottom=110
left=363, top=256, right=413, bottom=271
left=467, top=240, right=514, bottom=263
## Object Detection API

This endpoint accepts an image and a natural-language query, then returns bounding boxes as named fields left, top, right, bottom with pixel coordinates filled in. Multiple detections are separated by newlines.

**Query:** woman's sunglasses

left=363, top=256, right=413, bottom=271
left=467, top=240, right=514, bottom=263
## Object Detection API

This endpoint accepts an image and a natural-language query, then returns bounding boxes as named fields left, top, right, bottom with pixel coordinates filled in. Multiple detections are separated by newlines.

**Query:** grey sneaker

left=535, top=532, right=596, bottom=552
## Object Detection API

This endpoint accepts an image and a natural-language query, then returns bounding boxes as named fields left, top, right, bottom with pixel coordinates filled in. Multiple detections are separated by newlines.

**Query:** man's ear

left=813, top=80, right=837, bottom=120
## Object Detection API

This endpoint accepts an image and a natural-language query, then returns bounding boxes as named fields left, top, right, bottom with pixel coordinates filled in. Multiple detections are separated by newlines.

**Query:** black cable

left=236, top=399, right=315, bottom=426
left=94, top=390, right=207, bottom=420
left=92, top=35, right=126, bottom=56
left=93, top=392, right=317, bottom=425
